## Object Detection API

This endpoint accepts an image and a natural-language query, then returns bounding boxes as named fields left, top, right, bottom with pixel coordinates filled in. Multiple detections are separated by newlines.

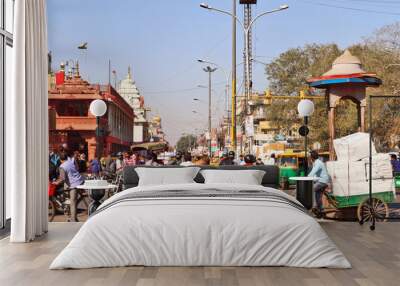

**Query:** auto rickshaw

left=276, top=150, right=329, bottom=189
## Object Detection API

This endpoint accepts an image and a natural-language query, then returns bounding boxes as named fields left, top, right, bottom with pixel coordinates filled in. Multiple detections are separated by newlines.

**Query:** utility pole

left=197, top=59, right=230, bottom=150
left=200, top=0, right=288, bottom=154
left=231, top=0, right=237, bottom=154
left=243, top=3, right=253, bottom=104
left=242, top=1, right=254, bottom=155
left=203, top=66, right=217, bottom=157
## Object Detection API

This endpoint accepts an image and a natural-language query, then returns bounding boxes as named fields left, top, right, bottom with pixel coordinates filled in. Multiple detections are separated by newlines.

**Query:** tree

left=357, top=23, right=400, bottom=151
left=176, top=134, right=197, bottom=153
left=266, top=43, right=341, bottom=96
left=264, top=31, right=400, bottom=151
left=265, top=44, right=342, bottom=148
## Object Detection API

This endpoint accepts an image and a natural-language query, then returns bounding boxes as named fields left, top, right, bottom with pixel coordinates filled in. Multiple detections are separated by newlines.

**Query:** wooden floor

left=0, top=222, right=399, bottom=286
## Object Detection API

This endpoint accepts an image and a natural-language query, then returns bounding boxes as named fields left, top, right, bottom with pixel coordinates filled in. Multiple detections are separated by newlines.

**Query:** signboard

left=245, top=116, right=254, bottom=137
left=313, top=142, right=322, bottom=150
left=211, top=140, right=218, bottom=153
left=254, top=133, right=274, bottom=141
left=259, top=121, right=271, bottom=130
left=298, top=125, right=309, bottom=137
left=240, top=0, right=257, bottom=4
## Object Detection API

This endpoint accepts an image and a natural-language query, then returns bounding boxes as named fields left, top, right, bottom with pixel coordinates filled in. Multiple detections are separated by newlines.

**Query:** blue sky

left=47, top=0, right=400, bottom=144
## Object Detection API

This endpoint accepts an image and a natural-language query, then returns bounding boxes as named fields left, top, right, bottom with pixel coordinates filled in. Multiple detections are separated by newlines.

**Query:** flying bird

left=78, top=42, right=88, bottom=50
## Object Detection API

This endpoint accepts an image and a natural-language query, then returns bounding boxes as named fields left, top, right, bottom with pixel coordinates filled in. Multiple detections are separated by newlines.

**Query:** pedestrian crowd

left=168, top=150, right=276, bottom=167
left=48, top=144, right=165, bottom=221
left=46, top=143, right=292, bottom=222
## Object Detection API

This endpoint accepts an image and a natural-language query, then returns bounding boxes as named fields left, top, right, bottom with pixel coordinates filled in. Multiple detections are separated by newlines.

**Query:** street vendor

left=308, top=150, right=330, bottom=216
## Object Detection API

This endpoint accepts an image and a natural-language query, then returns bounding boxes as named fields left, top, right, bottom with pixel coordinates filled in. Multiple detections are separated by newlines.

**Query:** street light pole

left=232, top=0, right=237, bottom=154
left=304, top=116, right=309, bottom=174
left=89, top=99, right=108, bottom=161
left=203, top=66, right=217, bottom=156
left=96, top=116, right=101, bottom=159
left=197, top=59, right=230, bottom=148
left=200, top=2, right=289, bottom=153
left=298, top=99, right=315, bottom=175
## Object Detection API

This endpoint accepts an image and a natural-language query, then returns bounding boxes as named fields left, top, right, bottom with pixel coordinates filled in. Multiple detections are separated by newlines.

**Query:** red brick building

left=49, top=66, right=134, bottom=160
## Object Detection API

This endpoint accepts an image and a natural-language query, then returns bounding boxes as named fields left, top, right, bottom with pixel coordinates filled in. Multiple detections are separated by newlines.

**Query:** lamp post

left=198, top=59, right=230, bottom=136
left=202, top=66, right=217, bottom=156
left=297, top=99, right=315, bottom=175
left=232, top=0, right=237, bottom=155
left=200, top=2, right=288, bottom=153
left=89, top=99, right=107, bottom=160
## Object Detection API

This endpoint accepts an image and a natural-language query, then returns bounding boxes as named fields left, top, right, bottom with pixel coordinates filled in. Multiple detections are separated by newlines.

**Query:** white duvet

left=50, top=183, right=351, bottom=269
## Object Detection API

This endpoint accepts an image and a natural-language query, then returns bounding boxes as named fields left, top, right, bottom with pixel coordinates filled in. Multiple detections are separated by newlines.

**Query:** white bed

left=50, top=183, right=351, bottom=269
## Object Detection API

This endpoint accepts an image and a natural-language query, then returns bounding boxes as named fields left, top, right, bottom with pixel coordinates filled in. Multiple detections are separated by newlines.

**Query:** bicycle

left=48, top=185, right=89, bottom=222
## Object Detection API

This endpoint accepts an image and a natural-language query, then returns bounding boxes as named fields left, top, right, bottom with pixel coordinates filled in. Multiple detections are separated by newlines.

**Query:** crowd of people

left=168, top=151, right=274, bottom=167
left=48, top=145, right=164, bottom=221
left=50, top=146, right=278, bottom=188
left=48, top=142, right=326, bottom=222
left=48, top=144, right=400, bottom=223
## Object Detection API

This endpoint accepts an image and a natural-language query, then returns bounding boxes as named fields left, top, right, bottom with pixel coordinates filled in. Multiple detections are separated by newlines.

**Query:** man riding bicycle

left=52, top=149, right=84, bottom=221
left=308, top=150, right=330, bottom=217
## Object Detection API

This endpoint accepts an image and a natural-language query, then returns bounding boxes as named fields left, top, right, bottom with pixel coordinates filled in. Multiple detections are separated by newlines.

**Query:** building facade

left=117, top=67, right=149, bottom=143
left=101, top=84, right=135, bottom=154
left=148, top=115, right=166, bottom=142
left=48, top=64, right=134, bottom=160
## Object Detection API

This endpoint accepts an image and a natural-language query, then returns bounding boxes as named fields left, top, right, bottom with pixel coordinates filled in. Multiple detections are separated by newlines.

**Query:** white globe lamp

left=297, top=99, right=315, bottom=176
left=297, top=99, right=314, bottom=117
left=89, top=99, right=107, bottom=162
left=89, top=99, right=107, bottom=117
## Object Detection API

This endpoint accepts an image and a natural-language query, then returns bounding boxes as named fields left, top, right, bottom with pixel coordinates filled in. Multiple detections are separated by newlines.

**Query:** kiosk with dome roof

left=306, top=50, right=395, bottom=225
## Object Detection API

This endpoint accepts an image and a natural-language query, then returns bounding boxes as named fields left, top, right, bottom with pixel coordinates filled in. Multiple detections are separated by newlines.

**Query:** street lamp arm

left=251, top=58, right=268, bottom=66
left=198, top=60, right=229, bottom=87
left=200, top=4, right=245, bottom=31
left=249, top=5, right=289, bottom=30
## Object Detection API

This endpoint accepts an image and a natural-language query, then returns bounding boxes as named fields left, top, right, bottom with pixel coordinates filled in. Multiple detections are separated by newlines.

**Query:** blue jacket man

left=308, top=150, right=330, bottom=215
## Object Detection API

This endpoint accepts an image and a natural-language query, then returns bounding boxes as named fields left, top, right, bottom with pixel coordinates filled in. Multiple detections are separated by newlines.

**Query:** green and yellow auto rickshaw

left=277, top=151, right=330, bottom=189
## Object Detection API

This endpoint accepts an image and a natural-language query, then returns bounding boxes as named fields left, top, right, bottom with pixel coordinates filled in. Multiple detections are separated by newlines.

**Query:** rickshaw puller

left=308, top=150, right=330, bottom=216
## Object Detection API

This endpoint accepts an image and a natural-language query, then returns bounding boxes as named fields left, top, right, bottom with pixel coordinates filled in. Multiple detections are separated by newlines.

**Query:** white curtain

left=8, top=0, right=48, bottom=242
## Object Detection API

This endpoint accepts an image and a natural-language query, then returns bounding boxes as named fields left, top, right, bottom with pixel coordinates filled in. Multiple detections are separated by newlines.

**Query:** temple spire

left=128, top=66, right=132, bottom=79
left=75, top=61, right=80, bottom=77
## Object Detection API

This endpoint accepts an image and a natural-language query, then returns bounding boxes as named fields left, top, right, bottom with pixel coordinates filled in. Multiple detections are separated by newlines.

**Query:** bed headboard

left=122, top=165, right=280, bottom=190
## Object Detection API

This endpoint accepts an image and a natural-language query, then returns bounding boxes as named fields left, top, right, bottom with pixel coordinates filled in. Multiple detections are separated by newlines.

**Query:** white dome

left=323, top=50, right=366, bottom=76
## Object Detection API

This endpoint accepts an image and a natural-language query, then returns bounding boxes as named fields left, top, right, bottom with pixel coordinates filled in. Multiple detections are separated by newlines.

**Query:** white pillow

left=200, top=169, right=265, bottom=185
left=135, top=167, right=200, bottom=186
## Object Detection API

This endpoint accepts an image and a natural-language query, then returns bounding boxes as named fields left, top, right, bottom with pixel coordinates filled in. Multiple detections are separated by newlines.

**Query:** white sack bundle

left=333, top=132, right=376, bottom=162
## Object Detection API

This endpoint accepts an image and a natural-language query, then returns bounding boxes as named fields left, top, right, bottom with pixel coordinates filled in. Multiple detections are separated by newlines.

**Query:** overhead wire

left=338, top=0, right=400, bottom=4
left=302, top=0, right=400, bottom=16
